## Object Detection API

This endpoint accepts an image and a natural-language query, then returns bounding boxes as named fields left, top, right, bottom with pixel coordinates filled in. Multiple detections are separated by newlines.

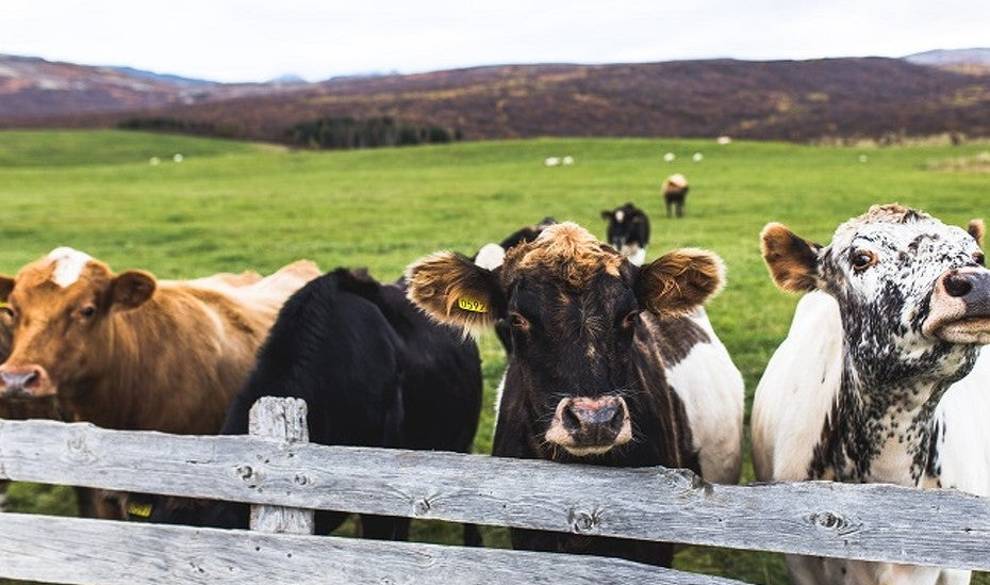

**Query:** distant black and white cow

left=407, top=222, right=743, bottom=566
left=753, top=204, right=990, bottom=585
left=135, top=268, right=483, bottom=544
left=662, top=174, right=689, bottom=218
left=601, top=203, right=651, bottom=266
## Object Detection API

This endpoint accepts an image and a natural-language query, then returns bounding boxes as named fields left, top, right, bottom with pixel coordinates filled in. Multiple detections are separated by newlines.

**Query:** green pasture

left=1, top=130, right=987, bottom=584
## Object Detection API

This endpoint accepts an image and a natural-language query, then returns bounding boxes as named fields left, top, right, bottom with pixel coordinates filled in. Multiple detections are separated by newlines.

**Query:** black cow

left=132, top=268, right=483, bottom=544
left=407, top=222, right=732, bottom=566
left=601, top=203, right=650, bottom=266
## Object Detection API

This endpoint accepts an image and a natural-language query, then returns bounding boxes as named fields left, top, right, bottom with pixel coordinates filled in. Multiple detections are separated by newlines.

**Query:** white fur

left=544, top=157, right=561, bottom=167
left=475, top=243, right=506, bottom=270
left=627, top=247, right=646, bottom=267
left=753, top=291, right=989, bottom=585
left=614, top=210, right=625, bottom=222
left=492, top=369, right=507, bottom=428
left=667, top=307, right=745, bottom=484
left=47, top=247, right=92, bottom=288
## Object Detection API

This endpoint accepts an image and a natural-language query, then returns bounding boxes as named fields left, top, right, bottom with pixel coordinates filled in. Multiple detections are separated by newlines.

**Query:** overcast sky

left=1, top=0, right=987, bottom=82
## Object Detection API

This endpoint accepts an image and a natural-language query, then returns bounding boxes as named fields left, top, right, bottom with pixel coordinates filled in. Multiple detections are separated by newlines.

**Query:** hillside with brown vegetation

left=4, top=56, right=990, bottom=143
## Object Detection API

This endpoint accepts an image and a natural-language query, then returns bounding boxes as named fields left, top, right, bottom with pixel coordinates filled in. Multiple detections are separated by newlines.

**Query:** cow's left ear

left=111, top=270, right=156, bottom=310
left=405, top=252, right=504, bottom=336
left=636, top=249, right=725, bottom=317
left=0, top=275, right=14, bottom=302
left=968, top=219, right=984, bottom=246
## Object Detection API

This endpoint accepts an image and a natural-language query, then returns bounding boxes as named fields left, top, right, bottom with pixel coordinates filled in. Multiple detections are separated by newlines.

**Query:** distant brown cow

left=662, top=173, right=690, bottom=218
left=0, top=248, right=319, bottom=434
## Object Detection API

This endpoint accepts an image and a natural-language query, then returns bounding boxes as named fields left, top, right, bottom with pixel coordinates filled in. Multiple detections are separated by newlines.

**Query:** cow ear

left=0, top=275, right=14, bottom=302
left=111, top=270, right=157, bottom=310
left=636, top=248, right=725, bottom=317
left=968, top=219, right=984, bottom=247
left=601, top=210, right=613, bottom=220
left=406, top=252, right=504, bottom=336
left=761, top=223, right=822, bottom=293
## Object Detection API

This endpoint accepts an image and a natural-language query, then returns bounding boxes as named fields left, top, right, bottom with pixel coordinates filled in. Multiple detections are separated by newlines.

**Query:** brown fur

left=761, top=222, right=822, bottom=293
left=0, top=253, right=319, bottom=433
left=637, top=248, right=725, bottom=317
left=969, top=219, right=985, bottom=247
left=504, top=222, right=623, bottom=288
left=405, top=251, right=501, bottom=336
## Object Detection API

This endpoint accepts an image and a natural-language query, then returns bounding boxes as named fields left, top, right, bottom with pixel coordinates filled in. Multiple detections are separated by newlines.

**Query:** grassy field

left=1, top=130, right=987, bottom=584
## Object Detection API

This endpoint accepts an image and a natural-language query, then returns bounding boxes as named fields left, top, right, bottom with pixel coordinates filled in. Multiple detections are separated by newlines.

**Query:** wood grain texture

left=0, top=417, right=988, bottom=569
left=248, top=397, right=314, bottom=535
left=0, top=513, right=744, bottom=585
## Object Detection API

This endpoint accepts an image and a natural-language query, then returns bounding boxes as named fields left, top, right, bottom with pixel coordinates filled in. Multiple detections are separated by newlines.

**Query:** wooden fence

left=0, top=396, right=988, bottom=584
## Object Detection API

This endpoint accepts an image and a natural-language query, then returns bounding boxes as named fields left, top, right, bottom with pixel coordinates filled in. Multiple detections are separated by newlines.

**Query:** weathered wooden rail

left=0, top=396, right=988, bottom=584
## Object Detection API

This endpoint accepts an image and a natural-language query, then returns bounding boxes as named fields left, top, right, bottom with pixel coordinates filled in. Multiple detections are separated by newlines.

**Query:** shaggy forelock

left=503, top=222, right=623, bottom=288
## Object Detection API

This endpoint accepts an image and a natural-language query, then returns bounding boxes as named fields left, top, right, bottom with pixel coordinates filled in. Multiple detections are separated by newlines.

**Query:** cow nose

left=941, top=269, right=990, bottom=315
left=0, top=365, right=47, bottom=398
left=546, top=395, right=632, bottom=456
left=943, top=272, right=974, bottom=298
left=561, top=398, right=625, bottom=436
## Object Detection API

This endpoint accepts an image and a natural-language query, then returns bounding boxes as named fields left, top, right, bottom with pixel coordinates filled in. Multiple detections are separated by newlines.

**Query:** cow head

left=601, top=203, right=650, bottom=265
left=407, top=222, right=723, bottom=458
left=762, top=204, right=988, bottom=385
left=0, top=247, right=156, bottom=400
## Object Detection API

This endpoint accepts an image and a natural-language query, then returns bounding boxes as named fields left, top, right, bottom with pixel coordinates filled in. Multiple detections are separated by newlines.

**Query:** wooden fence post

left=248, top=397, right=315, bottom=534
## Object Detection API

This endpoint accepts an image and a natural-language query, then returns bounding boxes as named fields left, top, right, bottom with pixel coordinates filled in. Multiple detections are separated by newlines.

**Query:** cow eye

left=79, top=305, right=97, bottom=318
left=851, top=250, right=877, bottom=271
left=975, top=252, right=986, bottom=267
left=508, top=312, right=530, bottom=331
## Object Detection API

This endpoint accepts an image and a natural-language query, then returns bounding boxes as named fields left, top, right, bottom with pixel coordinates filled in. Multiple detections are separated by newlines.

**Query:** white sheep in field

left=663, top=152, right=676, bottom=162
left=693, top=152, right=704, bottom=162
left=544, top=157, right=561, bottom=167
left=562, top=155, right=574, bottom=166
left=717, top=136, right=732, bottom=145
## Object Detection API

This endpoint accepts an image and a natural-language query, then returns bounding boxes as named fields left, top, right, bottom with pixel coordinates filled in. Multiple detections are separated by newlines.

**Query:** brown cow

left=0, top=247, right=319, bottom=433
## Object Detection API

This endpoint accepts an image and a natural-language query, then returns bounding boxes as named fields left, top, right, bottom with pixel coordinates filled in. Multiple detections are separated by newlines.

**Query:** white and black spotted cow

left=753, top=204, right=990, bottom=585
left=601, top=203, right=651, bottom=266
left=407, top=222, right=743, bottom=566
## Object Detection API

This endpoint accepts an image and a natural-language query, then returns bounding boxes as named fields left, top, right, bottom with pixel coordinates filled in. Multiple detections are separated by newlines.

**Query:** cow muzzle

left=545, top=395, right=632, bottom=457
left=0, top=364, right=55, bottom=400
left=924, top=268, right=990, bottom=344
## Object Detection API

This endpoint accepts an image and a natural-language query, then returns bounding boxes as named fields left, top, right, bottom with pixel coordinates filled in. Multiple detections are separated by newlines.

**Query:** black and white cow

left=601, top=203, right=650, bottom=266
left=134, top=268, right=483, bottom=544
left=662, top=174, right=689, bottom=219
left=407, top=222, right=743, bottom=566
left=753, top=204, right=990, bottom=585
left=474, top=217, right=557, bottom=271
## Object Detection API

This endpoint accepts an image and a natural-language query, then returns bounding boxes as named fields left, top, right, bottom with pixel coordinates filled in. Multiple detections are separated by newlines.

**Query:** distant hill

left=905, top=48, right=990, bottom=75
left=0, top=54, right=301, bottom=120
left=106, top=66, right=215, bottom=88
left=2, top=54, right=990, bottom=143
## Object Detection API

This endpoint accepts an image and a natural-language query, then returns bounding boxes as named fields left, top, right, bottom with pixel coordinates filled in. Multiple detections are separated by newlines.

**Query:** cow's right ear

left=405, top=252, right=504, bottom=336
left=0, top=275, right=14, bottom=302
left=600, top=210, right=613, bottom=220
left=761, top=223, right=823, bottom=293
left=111, top=270, right=157, bottom=310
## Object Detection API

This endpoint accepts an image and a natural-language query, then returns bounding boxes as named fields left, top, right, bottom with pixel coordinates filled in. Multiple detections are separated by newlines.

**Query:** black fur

left=601, top=203, right=650, bottom=252
left=493, top=266, right=698, bottom=566
left=134, top=269, right=483, bottom=544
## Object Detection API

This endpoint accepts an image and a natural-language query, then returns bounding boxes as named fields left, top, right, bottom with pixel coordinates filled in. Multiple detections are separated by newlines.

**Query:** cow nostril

left=944, top=273, right=974, bottom=298
left=606, top=405, right=625, bottom=432
left=561, top=404, right=582, bottom=433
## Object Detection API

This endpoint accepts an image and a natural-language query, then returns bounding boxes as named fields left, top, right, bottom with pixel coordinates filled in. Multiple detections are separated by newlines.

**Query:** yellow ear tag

left=457, top=297, right=488, bottom=313
left=127, top=502, right=153, bottom=519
